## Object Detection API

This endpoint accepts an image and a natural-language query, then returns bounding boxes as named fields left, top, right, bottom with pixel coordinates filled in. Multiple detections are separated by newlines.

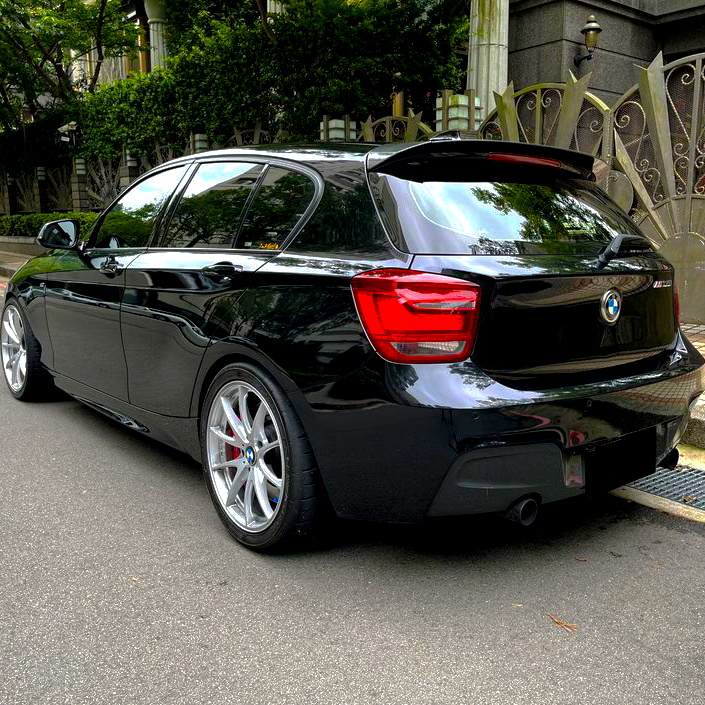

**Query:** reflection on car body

left=2, top=140, right=703, bottom=551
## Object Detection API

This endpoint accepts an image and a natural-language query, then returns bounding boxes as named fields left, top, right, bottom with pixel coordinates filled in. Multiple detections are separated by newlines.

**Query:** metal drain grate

left=629, top=465, right=705, bottom=511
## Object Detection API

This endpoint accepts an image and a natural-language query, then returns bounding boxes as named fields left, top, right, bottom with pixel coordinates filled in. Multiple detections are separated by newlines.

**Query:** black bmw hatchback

left=2, top=140, right=703, bottom=551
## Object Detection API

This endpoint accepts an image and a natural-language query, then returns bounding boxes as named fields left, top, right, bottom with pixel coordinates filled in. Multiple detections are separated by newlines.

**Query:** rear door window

left=236, top=166, right=316, bottom=250
left=370, top=174, right=652, bottom=256
left=160, top=162, right=264, bottom=248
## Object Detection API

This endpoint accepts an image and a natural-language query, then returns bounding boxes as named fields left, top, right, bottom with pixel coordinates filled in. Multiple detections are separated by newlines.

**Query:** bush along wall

left=0, top=212, right=99, bottom=239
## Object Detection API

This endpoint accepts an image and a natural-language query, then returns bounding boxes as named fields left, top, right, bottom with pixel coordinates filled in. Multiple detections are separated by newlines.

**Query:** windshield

left=370, top=174, right=652, bottom=256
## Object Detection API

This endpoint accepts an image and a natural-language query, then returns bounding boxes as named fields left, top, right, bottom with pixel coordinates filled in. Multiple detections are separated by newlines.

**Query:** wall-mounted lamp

left=574, top=15, right=602, bottom=67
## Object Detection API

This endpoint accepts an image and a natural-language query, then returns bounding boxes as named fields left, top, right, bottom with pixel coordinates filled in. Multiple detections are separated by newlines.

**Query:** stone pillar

left=6, top=176, right=17, bottom=215
left=391, top=92, right=405, bottom=118
left=192, top=133, right=209, bottom=153
left=71, top=159, right=90, bottom=212
left=119, top=151, right=140, bottom=191
left=0, top=175, right=10, bottom=215
left=466, top=0, right=509, bottom=122
left=319, top=116, right=356, bottom=142
left=435, top=90, right=470, bottom=132
left=35, top=167, right=50, bottom=212
left=144, top=0, right=167, bottom=70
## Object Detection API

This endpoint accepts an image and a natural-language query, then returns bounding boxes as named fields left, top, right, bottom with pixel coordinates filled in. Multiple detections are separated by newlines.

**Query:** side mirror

left=37, top=219, right=80, bottom=250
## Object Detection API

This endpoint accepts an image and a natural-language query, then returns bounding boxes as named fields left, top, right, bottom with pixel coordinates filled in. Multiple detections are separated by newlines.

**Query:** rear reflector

left=675, top=282, right=680, bottom=324
left=351, top=269, right=481, bottom=363
left=487, top=152, right=562, bottom=169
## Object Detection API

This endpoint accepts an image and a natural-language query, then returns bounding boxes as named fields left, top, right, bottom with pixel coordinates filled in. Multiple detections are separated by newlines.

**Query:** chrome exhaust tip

left=500, top=496, right=539, bottom=527
left=658, top=448, right=679, bottom=471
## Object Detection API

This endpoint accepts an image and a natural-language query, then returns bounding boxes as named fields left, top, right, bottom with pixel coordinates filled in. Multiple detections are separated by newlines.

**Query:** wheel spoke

left=257, top=458, right=282, bottom=488
left=259, top=439, right=280, bottom=457
left=238, top=387, right=252, bottom=435
left=253, top=467, right=274, bottom=519
left=211, top=458, right=245, bottom=472
left=3, top=319, right=19, bottom=345
left=4, top=351, right=16, bottom=370
left=18, top=352, right=26, bottom=378
left=226, top=465, right=249, bottom=507
left=209, top=426, right=245, bottom=448
left=220, top=395, right=249, bottom=446
left=11, top=356, right=19, bottom=387
left=251, top=402, right=267, bottom=443
left=9, top=308, right=22, bottom=344
left=243, top=477, right=255, bottom=526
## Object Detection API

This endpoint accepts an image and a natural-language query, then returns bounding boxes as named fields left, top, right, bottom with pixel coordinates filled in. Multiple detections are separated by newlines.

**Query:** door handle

left=100, top=255, right=123, bottom=275
left=201, top=262, right=243, bottom=280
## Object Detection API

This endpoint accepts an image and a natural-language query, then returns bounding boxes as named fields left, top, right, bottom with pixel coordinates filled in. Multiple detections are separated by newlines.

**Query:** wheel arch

left=192, top=340, right=311, bottom=429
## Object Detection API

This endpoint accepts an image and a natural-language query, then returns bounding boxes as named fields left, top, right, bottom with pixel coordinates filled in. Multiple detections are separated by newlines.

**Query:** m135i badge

left=653, top=279, right=672, bottom=288
left=601, top=288, right=622, bottom=325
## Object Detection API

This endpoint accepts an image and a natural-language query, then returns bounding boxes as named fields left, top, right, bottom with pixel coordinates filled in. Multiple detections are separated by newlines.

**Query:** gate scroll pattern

left=478, top=53, right=705, bottom=324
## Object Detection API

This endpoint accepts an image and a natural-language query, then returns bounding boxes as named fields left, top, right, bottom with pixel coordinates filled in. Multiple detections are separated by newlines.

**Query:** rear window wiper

left=596, top=233, right=652, bottom=268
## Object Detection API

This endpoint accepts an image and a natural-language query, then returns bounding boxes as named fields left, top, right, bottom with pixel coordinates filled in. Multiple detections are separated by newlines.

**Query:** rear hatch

left=367, top=140, right=678, bottom=388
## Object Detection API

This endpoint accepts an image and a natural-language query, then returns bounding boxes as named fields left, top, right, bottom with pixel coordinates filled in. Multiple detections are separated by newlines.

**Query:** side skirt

left=52, top=372, right=202, bottom=461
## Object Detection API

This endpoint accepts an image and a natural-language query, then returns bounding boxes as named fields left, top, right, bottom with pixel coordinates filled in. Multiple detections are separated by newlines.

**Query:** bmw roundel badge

left=600, top=288, right=622, bottom=325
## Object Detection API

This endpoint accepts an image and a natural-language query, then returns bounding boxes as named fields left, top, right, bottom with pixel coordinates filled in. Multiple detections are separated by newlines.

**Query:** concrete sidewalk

left=679, top=323, right=705, bottom=447
left=0, top=249, right=29, bottom=279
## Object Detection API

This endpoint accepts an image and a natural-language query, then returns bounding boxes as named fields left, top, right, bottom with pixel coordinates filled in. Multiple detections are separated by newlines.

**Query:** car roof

left=156, top=139, right=597, bottom=180
left=166, top=143, right=376, bottom=168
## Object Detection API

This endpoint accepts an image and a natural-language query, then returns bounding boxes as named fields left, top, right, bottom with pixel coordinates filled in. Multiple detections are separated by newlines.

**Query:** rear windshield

left=369, top=173, right=652, bottom=256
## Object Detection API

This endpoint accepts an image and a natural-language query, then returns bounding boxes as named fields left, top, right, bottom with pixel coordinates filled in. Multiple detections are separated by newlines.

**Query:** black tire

left=200, top=362, right=326, bottom=552
left=1, top=299, right=51, bottom=401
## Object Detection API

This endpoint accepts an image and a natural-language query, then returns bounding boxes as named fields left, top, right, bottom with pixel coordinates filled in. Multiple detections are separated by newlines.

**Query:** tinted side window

left=92, top=166, right=188, bottom=248
left=288, top=165, right=389, bottom=253
left=236, top=167, right=315, bottom=250
left=160, top=162, right=264, bottom=248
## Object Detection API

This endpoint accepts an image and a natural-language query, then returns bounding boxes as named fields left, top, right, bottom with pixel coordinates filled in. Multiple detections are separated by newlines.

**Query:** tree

left=163, top=0, right=466, bottom=141
left=269, top=0, right=465, bottom=138
left=0, top=0, right=137, bottom=128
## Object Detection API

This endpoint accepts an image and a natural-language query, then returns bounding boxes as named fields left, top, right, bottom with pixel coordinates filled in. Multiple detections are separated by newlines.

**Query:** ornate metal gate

left=479, top=52, right=705, bottom=324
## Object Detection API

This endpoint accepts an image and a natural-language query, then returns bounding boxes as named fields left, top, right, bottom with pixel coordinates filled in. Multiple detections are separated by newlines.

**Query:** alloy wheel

left=1, top=305, right=27, bottom=393
left=206, top=381, right=285, bottom=533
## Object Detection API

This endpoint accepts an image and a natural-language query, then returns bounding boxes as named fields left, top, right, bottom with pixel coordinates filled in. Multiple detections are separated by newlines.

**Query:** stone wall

left=508, top=0, right=705, bottom=106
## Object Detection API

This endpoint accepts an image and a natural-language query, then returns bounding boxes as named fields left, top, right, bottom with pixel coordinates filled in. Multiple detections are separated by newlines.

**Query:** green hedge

left=0, top=212, right=99, bottom=239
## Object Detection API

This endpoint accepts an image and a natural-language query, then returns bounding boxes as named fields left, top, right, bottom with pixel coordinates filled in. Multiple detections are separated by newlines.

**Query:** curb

left=611, top=486, right=705, bottom=523
left=0, top=264, right=21, bottom=279
left=683, top=405, right=705, bottom=449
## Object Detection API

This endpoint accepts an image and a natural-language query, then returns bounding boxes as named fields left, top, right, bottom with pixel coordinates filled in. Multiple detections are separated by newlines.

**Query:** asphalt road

left=1, top=349, right=705, bottom=704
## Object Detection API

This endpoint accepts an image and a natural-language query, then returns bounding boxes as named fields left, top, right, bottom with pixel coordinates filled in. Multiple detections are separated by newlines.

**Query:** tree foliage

left=0, top=0, right=137, bottom=128
left=270, top=0, right=465, bottom=137
left=3, top=0, right=467, bottom=164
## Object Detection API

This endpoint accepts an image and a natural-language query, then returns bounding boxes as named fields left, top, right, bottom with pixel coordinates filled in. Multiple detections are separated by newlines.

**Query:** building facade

left=508, top=0, right=705, bottom=106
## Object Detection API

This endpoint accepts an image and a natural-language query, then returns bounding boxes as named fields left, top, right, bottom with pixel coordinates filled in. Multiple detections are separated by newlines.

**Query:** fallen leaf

left=574, top=557, right=588, bottom=562
left=682, top=496, right=697, bottom=504
left=548, top=614, right=578, bottom=635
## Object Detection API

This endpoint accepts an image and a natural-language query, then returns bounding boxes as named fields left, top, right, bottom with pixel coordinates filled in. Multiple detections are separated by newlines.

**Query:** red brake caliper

left=225, top=425, right=241, bottom=463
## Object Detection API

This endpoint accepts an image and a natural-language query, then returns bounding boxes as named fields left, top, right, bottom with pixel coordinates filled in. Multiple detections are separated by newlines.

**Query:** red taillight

left=487, top=152, right=562, bottom=169
left=350, top=269, right=481, bottom=363
left=675, top=282, right=680, bottom=325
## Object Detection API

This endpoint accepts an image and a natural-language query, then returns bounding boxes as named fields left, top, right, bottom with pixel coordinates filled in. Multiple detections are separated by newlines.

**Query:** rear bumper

left=297, top=334, right=705, bottom=523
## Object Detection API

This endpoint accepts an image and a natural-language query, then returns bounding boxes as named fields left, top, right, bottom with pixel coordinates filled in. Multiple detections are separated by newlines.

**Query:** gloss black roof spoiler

left=366, top=138, right=596, bottom=181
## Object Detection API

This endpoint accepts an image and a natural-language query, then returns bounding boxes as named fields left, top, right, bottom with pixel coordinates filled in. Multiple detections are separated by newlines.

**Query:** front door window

left=91, top=166, right=188, bottom=248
